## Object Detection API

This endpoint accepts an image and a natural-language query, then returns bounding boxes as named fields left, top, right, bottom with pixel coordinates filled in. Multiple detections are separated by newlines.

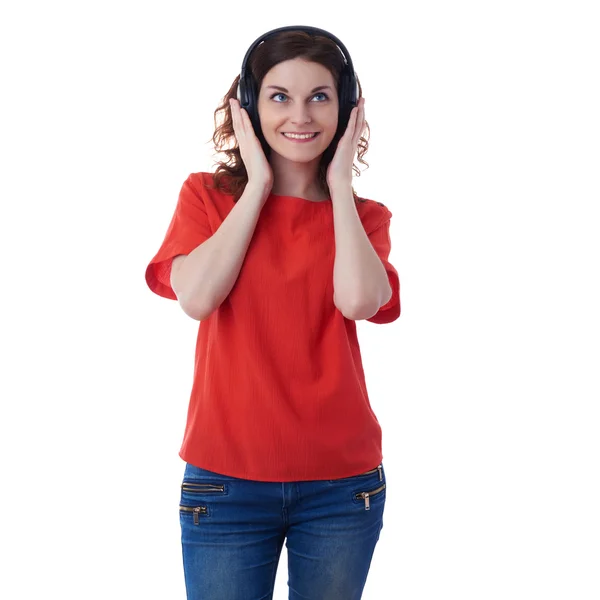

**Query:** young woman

left=145, top=26, right=401, bottom=600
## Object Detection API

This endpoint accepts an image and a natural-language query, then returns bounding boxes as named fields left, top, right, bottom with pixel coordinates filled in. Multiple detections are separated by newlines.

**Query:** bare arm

left=170, top=183, right=270, bottom=320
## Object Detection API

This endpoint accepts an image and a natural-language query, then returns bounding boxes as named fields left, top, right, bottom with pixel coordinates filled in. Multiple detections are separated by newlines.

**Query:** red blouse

left=145, top=172, right=400, bottom=482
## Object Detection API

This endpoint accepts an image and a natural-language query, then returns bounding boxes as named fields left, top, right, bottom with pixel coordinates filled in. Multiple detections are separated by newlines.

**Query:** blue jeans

left=179, top=461, right=387, bottom=599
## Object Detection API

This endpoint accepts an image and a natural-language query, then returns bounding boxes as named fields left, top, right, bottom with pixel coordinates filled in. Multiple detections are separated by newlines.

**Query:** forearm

left=178, top=183, right=270, bottom=320
left=331, top=185, right=392, bottom=319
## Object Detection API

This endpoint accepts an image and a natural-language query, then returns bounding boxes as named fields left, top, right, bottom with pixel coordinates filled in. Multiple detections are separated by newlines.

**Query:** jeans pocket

left=352, top=481, right=386, bottom=511
left=181, top=481, right=226, bottom=494
left=182, top=463, right=232, bottom=491
left=179, top=503, right=209, bottom=525
left=180, top=464, right=230, bottom=525
left=328, top=463, right=384, bottom=484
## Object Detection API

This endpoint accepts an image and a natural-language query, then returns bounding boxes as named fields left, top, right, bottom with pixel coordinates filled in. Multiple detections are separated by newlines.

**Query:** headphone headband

left=240, top=25, right=356, bottom=86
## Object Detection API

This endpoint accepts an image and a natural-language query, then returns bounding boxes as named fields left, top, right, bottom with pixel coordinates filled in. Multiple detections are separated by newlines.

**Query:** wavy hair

left=202, top=30, right=370, bottom=204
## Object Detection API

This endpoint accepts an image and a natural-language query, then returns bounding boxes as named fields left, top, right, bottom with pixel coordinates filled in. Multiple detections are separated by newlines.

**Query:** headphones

left=236, top=25, right=359, bottom=164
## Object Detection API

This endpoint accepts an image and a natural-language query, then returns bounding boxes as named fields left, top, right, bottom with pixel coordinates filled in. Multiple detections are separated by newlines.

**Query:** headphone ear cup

left=246, top=74, right=260, bottom=126
left=351, top=70, right=359, bottom=105
left=240, top=73, right=270, bottom=157
left=342, top=70, right=358, bottom=107
left=338, top=71, right=352, bottom=132
left=237, top=74, right=250, bottom=106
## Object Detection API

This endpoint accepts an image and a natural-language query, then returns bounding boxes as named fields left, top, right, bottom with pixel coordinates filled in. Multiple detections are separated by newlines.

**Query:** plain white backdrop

left=1, top=0, right=599, bottom=598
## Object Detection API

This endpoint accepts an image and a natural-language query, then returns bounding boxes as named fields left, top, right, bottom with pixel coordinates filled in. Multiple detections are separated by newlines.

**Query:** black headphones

left=236, top=25, right=359, bottom=164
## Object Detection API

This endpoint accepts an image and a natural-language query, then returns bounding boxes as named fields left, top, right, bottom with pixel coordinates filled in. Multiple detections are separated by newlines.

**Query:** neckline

left=268, top=192, right=332, bottom=204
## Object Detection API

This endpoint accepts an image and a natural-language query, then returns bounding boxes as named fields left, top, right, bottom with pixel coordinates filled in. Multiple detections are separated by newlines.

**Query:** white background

left=1, top=1, right=599, bottom=598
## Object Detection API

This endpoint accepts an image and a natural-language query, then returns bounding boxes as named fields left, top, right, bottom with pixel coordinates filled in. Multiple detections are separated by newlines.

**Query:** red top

left=145, top=172, right=400, bottom=482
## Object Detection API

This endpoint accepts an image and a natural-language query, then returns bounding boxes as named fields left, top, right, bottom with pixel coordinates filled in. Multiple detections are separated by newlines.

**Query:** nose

left=290, top=104, right=313, bottom=126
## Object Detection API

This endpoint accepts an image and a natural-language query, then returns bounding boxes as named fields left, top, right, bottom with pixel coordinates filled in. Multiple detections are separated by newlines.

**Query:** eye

left=270, top=92, right=330, bottom=103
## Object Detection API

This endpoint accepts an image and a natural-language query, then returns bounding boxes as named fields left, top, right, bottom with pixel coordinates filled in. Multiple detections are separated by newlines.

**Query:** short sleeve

left=145, top=173, right=213, bottom=300
left=366, top=211, right=401, bottom=324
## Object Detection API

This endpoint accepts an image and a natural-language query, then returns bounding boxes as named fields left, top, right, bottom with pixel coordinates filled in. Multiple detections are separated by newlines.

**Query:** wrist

left=246, top=180, right=273, bottom=200
left=328, top=181, right=353, bottom=197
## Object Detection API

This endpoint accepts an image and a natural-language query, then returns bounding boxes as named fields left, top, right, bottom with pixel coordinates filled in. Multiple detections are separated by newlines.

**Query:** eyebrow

left=265, top=85, right=333, bottom=93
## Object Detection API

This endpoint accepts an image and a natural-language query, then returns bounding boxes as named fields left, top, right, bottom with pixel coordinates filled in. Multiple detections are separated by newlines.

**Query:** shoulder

left=178, top=171, right=224, bottom=207
left=186, top=171, right=210, bottom=190
left=355, top=195, right=393, bottom=233
left=186, top=171, right=233, bottom=201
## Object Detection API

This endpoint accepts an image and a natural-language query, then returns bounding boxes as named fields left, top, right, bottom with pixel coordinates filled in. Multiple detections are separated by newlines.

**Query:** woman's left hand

left=326, top=97, right=366, bottom=191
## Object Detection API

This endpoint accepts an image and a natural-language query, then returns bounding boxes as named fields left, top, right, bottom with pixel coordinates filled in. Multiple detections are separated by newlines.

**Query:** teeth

left=283, top=132, right=317, bottom=139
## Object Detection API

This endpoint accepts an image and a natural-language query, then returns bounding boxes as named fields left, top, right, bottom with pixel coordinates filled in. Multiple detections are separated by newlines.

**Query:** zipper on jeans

left=181, top=482, right=225, bottom=493
left=355, top=482, right=386, bottom=511
left=356, top=463, right=383, bottom=480
left=179, top=504, right=208, bottom=525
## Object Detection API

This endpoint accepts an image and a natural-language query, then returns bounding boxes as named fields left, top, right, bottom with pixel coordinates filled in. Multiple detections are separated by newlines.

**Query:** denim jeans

left=179, top=461, right=387, bottom=600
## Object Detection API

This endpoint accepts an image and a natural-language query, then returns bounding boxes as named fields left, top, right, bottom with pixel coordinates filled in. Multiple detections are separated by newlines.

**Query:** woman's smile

left=281, top=132, right=321, bottom=142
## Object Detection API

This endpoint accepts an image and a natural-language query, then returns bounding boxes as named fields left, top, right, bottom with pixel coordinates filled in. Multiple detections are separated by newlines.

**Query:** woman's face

left=257, top=58, right=339, bottom=162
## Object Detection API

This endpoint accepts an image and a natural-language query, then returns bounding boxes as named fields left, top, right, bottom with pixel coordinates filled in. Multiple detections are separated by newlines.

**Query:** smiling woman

left=257, top=58, right=339, bottom=182
left=208, top=29, right=371, bottom=204
left=145, top=25, right=400, bottom=600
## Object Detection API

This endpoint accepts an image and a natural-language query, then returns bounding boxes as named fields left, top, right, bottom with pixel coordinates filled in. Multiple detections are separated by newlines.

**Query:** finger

left=341, top=107, right=356, bottom=141
left=244, top=111, right=261, bottom=142
left=229, top=99, right=238, bottom=132
left=235, top=100, right=252, bottom=136
left=230, top=98, right=240, bottom=122
left=353, top=100, right=365, bottom=144
left=346, top=105, right=359, bottom=140
left=239, top=105, right=253, bottom=134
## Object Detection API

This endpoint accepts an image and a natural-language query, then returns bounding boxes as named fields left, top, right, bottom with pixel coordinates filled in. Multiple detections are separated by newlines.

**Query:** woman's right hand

left=229, top=98, right=274, bottom=195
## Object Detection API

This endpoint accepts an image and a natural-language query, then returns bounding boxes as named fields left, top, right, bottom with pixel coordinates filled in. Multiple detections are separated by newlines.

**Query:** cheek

left=326, top=112, right=340, bottom=132
left=257, top=103, right=272, bottom=126
left=326, top=111, right=339, bottom=131
left=258, top=113, right=279, bottom=134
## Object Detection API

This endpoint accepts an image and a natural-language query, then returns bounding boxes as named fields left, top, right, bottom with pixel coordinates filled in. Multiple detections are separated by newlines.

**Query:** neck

left=269, top=153, right=325, bottom=199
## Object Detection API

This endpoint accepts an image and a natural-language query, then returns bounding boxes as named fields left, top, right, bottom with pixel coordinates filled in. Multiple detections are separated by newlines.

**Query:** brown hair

left=203, top=30, right=370, bottom=203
